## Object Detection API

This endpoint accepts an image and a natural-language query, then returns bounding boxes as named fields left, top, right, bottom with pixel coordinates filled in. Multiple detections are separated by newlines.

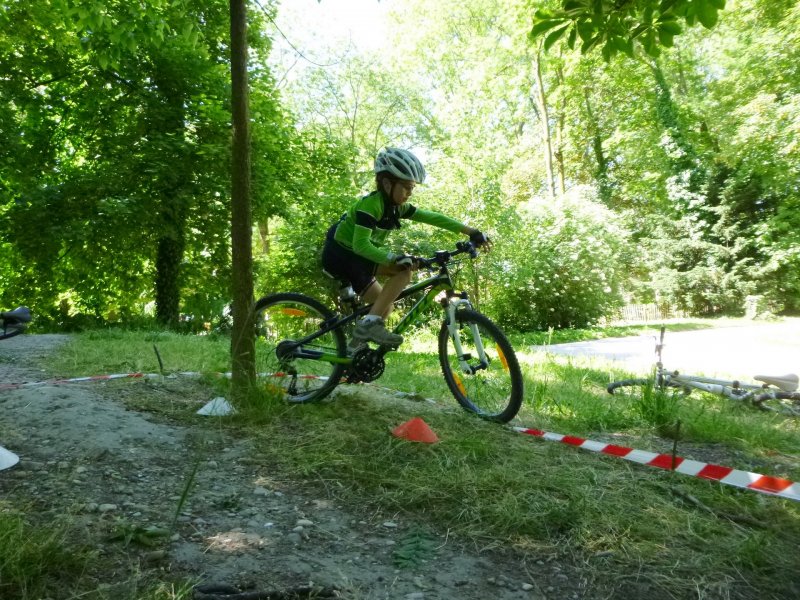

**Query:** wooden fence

left=606, top=303, right=689, bottom=324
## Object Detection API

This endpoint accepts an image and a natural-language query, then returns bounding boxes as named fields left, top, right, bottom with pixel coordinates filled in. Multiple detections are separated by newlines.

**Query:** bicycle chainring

left=346, top=347, right=385, bottom=384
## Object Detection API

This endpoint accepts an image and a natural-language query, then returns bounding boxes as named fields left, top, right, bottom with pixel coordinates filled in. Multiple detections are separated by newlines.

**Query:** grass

left=0, top=508, right=90, bottom=599
left=508, top=317, right=722, bottom=346
left=16, top=320, right=800, bottom=599
left=0, top=504, right=194, bottom=600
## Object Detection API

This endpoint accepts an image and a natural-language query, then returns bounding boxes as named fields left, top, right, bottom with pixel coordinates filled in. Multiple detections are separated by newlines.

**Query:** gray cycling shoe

left=349, top=317, right=403, bottom=349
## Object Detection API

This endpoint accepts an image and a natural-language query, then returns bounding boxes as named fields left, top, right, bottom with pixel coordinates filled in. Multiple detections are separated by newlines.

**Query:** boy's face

left=388, top=179, right=415, bottom=206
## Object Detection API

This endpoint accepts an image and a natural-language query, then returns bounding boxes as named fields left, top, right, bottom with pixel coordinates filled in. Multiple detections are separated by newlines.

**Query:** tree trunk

left=155, top=230, right=184, bottom=325
left=583, top=86, right=612, bottom=205
left=152, top=69, right=188, bottom=328
left=229, top=0, right=255, bottom=400
left=554, top=62, right=566, bottom=196
left=257, top=219, right=270, bottom=254
left=533, top=48, right=555, bottom=200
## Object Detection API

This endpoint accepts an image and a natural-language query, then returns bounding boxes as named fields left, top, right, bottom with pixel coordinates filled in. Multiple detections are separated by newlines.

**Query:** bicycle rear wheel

left=752, top=391, right=800, bottom=417
left=253, top=293, right=347, bottom=403
left=438, top=309, right=523, bottom=423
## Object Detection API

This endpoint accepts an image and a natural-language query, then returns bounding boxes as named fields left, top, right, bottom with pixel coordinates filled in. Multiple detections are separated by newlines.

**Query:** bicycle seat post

left=323, top=269, right=361, bottom=315
left=338, top=283, right=360, bottom=315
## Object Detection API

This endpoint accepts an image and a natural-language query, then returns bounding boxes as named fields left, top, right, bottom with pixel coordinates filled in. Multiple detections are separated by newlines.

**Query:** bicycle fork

left=445, top=298, right=489, bottom=374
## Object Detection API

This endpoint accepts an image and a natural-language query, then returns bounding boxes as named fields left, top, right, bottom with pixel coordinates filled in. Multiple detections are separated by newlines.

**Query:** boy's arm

left=406, top=206, right=491, bottom=249
left=407, top=207, right=480, bottom=236
left=351, top=224, right=394, bottom=265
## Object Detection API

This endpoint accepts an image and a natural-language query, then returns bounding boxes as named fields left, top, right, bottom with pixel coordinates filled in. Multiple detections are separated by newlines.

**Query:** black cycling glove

left=469, top=230, right=490, bottom=247
left=393, top=254, right=418, bottom=268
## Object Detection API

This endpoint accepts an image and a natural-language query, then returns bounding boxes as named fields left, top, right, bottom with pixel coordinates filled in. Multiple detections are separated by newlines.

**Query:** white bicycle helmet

left=374, top=147, right=426, bottom=184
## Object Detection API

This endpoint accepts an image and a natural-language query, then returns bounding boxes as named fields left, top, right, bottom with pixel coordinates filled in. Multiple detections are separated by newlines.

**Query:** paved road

left=531, top=319, right=800, bottom=379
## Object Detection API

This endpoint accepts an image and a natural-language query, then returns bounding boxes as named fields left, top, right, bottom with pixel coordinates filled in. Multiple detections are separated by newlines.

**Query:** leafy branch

left=530, top=0, right=727, bottom=59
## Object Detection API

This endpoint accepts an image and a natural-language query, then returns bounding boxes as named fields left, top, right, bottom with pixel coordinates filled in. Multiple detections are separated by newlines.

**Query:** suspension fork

left=445, top=297, right=489, bottom=374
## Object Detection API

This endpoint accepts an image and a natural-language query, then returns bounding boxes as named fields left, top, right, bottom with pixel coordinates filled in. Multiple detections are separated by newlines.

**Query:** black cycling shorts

left=321, top=223, right=377, bottom=295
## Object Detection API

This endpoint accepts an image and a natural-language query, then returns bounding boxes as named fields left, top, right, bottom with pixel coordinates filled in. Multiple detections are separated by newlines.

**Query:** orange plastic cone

left=392, top=417, right=439, bottom=444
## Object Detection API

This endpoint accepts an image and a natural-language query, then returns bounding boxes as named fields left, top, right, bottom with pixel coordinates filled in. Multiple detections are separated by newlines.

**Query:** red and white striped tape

left=0, top=372, right=159, bottom=390
left=0, top=371, right=340, bottom=392
left=0, top=370, right=330, bottom=392
left=513, top=426, right=800, bottom=502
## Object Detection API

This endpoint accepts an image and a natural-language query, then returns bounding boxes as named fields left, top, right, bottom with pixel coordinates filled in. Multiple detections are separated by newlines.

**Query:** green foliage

left=392, top=527, right=438, bottom=568
left=0, top=0, right=314, bottom=330
left=484, top=187, right=629, bottom=331
left=0, top=511, right=90, bottom=599
left=531, top=0, right=727, bottom=59
left=2, top=0, right=800, bottom=334
left=253, top=129, right=357, bottom=300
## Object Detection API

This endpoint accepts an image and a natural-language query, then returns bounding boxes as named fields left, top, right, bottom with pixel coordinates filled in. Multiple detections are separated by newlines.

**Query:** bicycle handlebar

left=416, top=241, right=479, bottom=270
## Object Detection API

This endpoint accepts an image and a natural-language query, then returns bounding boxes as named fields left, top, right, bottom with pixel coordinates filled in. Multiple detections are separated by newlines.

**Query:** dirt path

left=0, top=334, right=580, bottom=600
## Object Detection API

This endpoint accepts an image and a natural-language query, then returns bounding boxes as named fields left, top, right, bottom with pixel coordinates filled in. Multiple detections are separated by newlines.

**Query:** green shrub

left=483, top=186, right=629, bottom=331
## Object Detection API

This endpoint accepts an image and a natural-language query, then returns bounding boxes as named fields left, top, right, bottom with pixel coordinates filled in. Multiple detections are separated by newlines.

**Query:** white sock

left=361, top=315, right=381, bottom=324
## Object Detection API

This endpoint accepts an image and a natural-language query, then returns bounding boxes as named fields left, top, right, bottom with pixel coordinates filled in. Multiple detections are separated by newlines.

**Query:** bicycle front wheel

left=253, top=293, right=347, bottom=403
left=438, top=309, right=523, bottom=423
left=752, top=392, right=800, bottom=417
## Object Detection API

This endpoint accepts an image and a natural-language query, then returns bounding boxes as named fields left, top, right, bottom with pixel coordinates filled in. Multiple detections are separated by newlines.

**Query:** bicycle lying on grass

left=253, top=241, right=524, bottom=422
left=0, top=306, right=31, bottom=341
left=607, top=327, right=800, bottom=416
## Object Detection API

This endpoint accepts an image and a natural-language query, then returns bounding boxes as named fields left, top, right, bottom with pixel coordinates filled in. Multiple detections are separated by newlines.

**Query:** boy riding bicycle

left=321, top=147, right=491, bottom=349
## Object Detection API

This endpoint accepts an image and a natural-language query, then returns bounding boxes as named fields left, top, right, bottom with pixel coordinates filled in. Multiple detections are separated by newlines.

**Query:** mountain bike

left=607, top=327, right=800, bottom=416
left=253, top=241, right=524, bottom=422
left=0, top=306, right=31, bottom=340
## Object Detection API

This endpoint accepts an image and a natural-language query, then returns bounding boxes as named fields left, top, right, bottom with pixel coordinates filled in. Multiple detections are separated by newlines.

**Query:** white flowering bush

left=482, top=187, right=630, bottom=331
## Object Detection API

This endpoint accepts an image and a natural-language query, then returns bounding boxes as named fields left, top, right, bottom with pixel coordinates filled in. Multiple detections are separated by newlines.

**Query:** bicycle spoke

left=438, top=309, right=523, bottom=422
left=254, top=293, right=346, bottom=403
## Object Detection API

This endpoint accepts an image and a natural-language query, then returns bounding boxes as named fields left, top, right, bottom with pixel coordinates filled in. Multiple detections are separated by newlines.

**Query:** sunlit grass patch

left=45, top=330, right=231, bottom=377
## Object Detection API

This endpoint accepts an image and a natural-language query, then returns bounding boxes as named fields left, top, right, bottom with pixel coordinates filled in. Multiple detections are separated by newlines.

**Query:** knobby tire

left=753, top=391, right=800, bottom=417
left=253, top=293, right=346, bottom=403
left=438, top=309, right=523, bottom=423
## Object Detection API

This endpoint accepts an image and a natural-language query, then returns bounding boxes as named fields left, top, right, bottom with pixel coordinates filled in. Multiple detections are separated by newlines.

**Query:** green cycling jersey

left=332, top=190, right=465, bottom=265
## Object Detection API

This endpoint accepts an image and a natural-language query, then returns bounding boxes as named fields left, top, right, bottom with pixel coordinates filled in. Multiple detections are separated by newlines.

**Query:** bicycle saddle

left=754, top=373, right=799, bottom=393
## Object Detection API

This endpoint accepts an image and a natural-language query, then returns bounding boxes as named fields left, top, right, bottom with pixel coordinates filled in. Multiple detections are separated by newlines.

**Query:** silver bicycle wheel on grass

left=438, top=309, right=523, bottom=422
left=607, top=379, right=651, bottom=395
left=752, top=392, right=800, bottom=417
left=253, top=293, right=346, bottom=403
left=607, top=377, right=692, bottom=396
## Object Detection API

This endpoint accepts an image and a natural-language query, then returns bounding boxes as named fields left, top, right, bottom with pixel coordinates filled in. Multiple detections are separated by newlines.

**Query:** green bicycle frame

left=286, top=270, right=459, bottom=367
left=392, top=272, right=454, bottom=336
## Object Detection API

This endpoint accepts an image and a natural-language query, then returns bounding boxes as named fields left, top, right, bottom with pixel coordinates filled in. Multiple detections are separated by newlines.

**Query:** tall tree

left=0, top=0, right=285, bottom=328
left=229, top=0, right=255, bottom=397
